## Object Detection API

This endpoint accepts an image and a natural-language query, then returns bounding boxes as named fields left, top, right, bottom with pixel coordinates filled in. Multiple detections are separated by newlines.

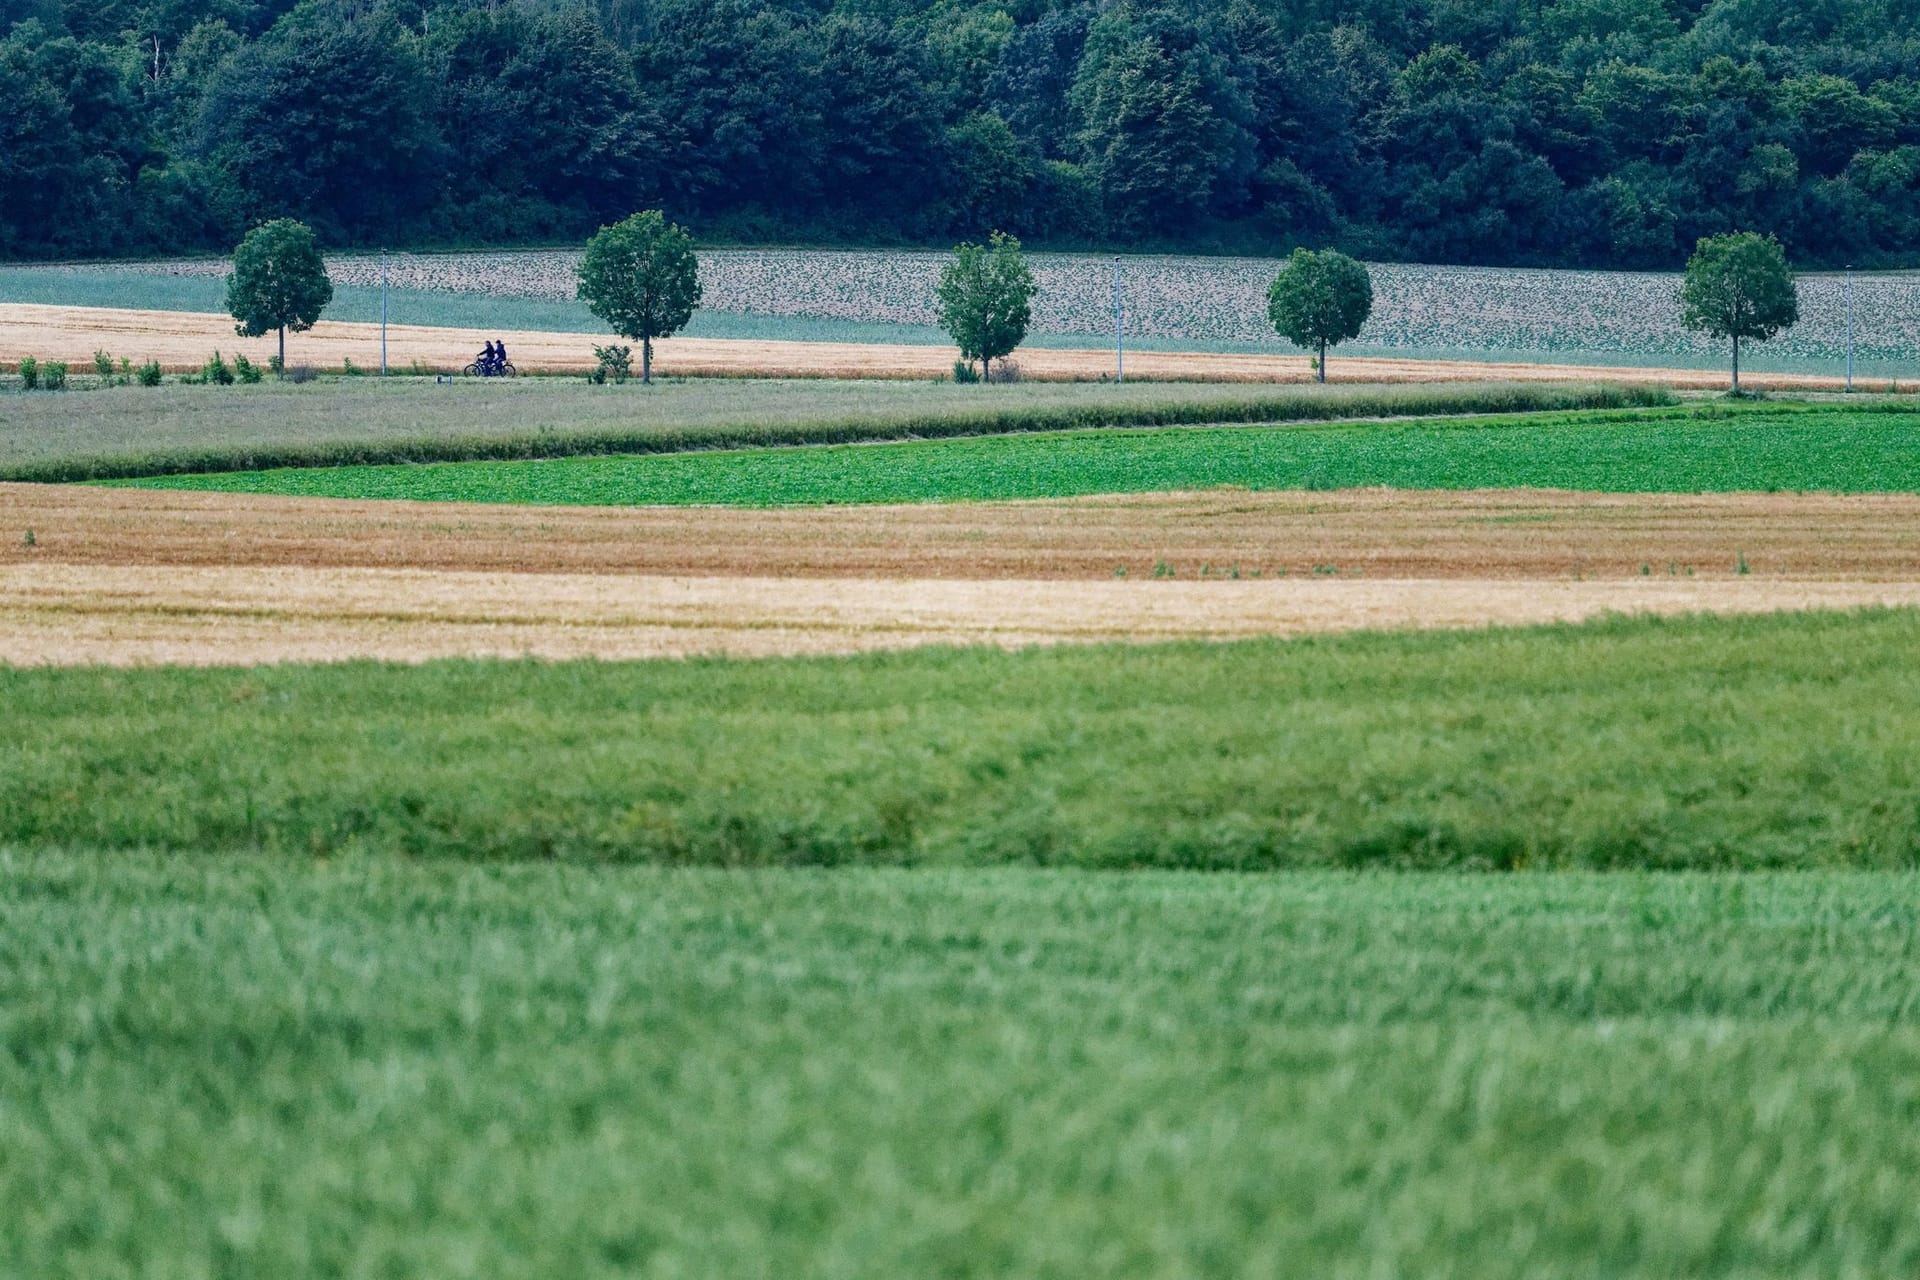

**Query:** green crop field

left=6, top=850, right=1920, bottom=1277
left=124, top=401, right=1920, bottom=505
left=2, top=378, right=1662, bottom=482
left=7, top=610, right=1919, bottom=869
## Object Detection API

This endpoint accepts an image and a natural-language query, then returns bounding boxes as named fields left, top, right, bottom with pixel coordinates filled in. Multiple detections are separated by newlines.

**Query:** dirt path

left=7, top=562, right=1919, bottom=667
left=0, top=303, right=1882, bottom=389
left=9, top=484, right=1920, bottom=581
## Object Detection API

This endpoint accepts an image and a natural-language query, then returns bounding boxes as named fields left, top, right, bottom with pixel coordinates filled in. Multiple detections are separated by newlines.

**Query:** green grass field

left=6, top=850, right=1919, bottom=1277
left=125, top=401, right=1920, bottom=504
left=0, top=379, right=1663, bottom=482
left=7, top=610, right=1919, bottom=869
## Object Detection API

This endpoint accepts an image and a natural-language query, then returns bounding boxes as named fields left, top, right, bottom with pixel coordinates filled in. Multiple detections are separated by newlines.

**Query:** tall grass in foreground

left=6, top=853, right=1920, bottom=1277
left=5, top=380, right=1671, bottom=481
left=5, top=609, right=1919, bottom=868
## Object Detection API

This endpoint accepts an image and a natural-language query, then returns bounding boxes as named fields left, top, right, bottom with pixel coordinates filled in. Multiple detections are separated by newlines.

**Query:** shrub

left=19, top=356, right=38, bottom=391
left=592, top=344, right=633, bottom=385
left=951, top=359, right=981, bottom=384
left=234, top=354, right=263, bottom=384
left=203, top=352, right=235, bottom=386
left=117, top=357, right=132, bottom=386
left=41, top=361, right=67, bottom=391
left=342, top=357, right=363, bottom=377
left=285, top=365, right=317, bottom=384
left=135, top=361, right=163, bottom=387
left=987, top=358, right=1023, bottom=385
left=93, top=350, right=115, bottom=378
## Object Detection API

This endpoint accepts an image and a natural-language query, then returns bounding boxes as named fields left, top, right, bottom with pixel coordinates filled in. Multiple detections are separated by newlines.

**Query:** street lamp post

left=1845, top=265, right=1854, bottom=393
left=381, top=249, right=390, bottom=377
left=1113, top=256, right=1124, bottom=384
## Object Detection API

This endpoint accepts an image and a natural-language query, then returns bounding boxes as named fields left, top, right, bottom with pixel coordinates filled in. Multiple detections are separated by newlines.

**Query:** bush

left=41, top=361, right=67, bottom=391
left=342, top=357, right=363, bottom=377
left=987, top=358, right=1023, bottom=385
left=117, top=358, right=132, bottom=386
left=592, top=344, right=633, bottom=385
left=135, top=361, right=163, bottom=387
left=951, top=359, right=981, bottom=384
left=285, top=365, right=317, bottom=384
left=234, top=354, right=263, bottom=384
left=203, top=352, right=235, bottom=386
left=93, top=350, right=114, bottom=379
left=18, top=356, right=38, bottom=391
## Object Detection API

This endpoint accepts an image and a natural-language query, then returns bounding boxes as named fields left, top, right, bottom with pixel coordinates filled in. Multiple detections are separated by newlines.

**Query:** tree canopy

left=5, top=0, right=1920, bottom=269
left=1680, top=232, right=1800, bottom=391
left=935, top=230, right=1037, bottom=382
left=224, top=216, right=331, bottom=368
left=1266, top=248, right=1373, bottom=381
left=575, top=209, right=702, bottom=384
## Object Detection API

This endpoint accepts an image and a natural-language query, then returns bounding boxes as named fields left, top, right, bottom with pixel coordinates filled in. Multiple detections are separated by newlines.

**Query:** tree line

left=4, top=0, right=1920, bottom=267
left=200, top=211, right=1792, bottom=393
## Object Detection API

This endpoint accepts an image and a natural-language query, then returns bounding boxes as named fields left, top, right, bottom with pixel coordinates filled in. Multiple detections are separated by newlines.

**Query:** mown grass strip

left=5, top=608, right=1919, bottom=869
left=12, top=381, right=1672, bottom=482
left=123, top=400, right=1920, bottom=503
left=7, top=852, right=1920, bottom=1276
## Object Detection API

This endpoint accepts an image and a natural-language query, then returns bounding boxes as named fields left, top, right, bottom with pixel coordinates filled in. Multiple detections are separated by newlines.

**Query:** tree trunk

left=1731, top=334, right=1740, bottom=393
left=278, top=326, right=285, bottom=373
left=1317, top=337, right=1327, bottom=383
left=983, top=356, right=991, bottom=385
left=642, top=337, right=652, bottom=385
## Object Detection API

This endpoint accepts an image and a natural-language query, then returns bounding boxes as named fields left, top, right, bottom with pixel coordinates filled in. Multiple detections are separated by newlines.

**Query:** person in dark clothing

left=492, top=339, right=507, bottom=368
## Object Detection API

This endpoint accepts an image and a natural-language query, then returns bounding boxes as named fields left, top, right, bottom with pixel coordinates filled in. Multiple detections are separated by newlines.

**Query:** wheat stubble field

left=8, top=482, right=1920, bottom=664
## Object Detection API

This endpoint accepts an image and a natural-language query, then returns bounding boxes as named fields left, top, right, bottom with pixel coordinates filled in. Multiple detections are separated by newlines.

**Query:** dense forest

left=3, top=0, right=1919, bottom=267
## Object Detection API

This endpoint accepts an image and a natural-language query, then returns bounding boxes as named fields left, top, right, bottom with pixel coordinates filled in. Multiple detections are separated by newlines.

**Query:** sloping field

left=0, top=377, right=1665, bottom=482
left=0, top=303, right=1880, bottom=389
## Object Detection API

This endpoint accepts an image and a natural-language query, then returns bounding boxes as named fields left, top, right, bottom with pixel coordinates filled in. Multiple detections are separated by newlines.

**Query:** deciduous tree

left=935, top=230, right=1036, bottom=383
left=225, top=217, right=331, bottom=371
left=1680, top=232, right=1799, bottom=392
left=1266, top=248, right=1373, bottom=382
left=576, top=210, right=702, bottom=385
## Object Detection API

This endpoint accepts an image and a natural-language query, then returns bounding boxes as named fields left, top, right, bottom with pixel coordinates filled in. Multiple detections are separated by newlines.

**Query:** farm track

left=0, top=303, right=1887, bottom=390
left=6, top=484, right=1920, bottom=664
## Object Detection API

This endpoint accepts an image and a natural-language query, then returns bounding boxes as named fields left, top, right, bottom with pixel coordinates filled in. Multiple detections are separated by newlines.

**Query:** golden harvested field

left=7, top=484, right=1920, bottom=665
left=0, top=303, right=1884, bottom=389
left=10, top=484, right=1920, bottom=579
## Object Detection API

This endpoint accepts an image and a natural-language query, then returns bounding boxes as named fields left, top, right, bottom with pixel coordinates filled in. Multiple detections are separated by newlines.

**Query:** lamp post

left=1844, top=265, right=1854, bottom=393
left=381, top=248, right=390, bottom=377
left=1113, top=256, right=1124, bottom=384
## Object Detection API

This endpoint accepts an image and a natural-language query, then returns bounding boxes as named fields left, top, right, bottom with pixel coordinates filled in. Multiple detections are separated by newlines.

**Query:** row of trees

left=5, top=0, right=1920, bottom=266
left=1264, top=233, right=1800, bottom=391
left=228, top=211, right=1800, bottom=392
